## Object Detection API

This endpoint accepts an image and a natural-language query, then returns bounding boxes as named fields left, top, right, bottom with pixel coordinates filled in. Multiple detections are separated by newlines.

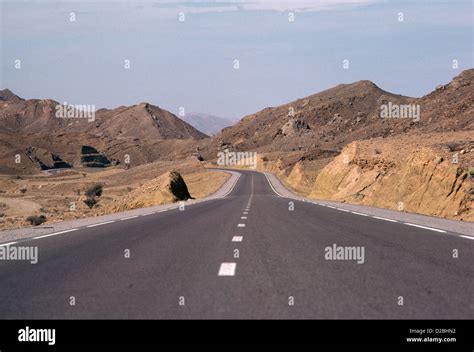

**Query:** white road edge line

left=232, top=236, right=243, bottom=242
left=0, top=241, right=18, bottom=247
left=218, top=263, right=236, bottom=276
left=220, top=172, right=241, bottom=198
left=86, top=221, right=115, bottom=228
left=372, top=216, right=398, bottom=223
left=404, top=223, right=446, bottom=233
left=459, top=235, right=474, bottom=240
left=121, top=216, right=139, bottom=220
left=33, top=228, right=79, bottom=239
left=264, top=173, right=285, bottom=197
left=351, top=211, right=369, bottom=217
left=261, top=170, right=465, bottom=238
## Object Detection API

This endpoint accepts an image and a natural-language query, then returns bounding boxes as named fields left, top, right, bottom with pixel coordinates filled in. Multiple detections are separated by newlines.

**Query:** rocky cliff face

left=309, top=134, right=473, bottom=221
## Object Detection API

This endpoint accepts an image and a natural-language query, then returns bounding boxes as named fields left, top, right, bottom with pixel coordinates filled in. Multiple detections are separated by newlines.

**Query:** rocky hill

left=201, top=69, right=473, bottom=161
left=0, top=92, right=208, bottom=174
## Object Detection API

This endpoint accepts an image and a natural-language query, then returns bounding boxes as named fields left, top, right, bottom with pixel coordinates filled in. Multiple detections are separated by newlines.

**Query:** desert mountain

left=0, top=91, right=207, bottom=140
left=181, top=113, right=237, bottom=135
left=84, top=103, right=208, bottom=140
left=202, top=69, right=473, bottom=161
left=0, top=91, right=208, bottom=174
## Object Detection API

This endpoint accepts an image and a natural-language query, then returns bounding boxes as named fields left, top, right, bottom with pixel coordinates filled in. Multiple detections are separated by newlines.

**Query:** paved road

left=0, top=170, right=472, bottom=319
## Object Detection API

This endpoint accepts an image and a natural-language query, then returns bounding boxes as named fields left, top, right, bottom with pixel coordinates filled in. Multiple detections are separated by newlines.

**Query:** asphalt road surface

left=0, top=170, right=472, bottom=319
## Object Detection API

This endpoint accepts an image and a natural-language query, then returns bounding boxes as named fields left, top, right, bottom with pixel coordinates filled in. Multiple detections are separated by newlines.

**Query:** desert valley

left=0, top=69, right=472, bottom=230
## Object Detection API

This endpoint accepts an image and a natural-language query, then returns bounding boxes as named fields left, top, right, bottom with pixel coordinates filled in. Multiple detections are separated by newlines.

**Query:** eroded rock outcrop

left=107, top=171, right=193, bottom=212
left=310, top=141, right=473, bottom=221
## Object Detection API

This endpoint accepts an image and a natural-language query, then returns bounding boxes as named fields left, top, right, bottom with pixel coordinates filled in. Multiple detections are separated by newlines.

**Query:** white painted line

left=337, top=208, right=351, bottom=212
left=121, top=216, right=139, bottom=220
left=243, top=212, right=248, bottom=215
left=404, top=223, right=446, bottom=233
left=459, top=235, right=474, bottom=240
left=351, top=211, right=369, bottom=217
left=237, top=223, right=246, bottom=227
left=218, top=263, right=236, bottom=276
left=241, top=216, right=247, bottom=219
left=157, top=209, right=169, bottom=213
left=327, top=205, right=336, bottom=209
left=221, top=172, right=241, bottom=198
left=142, top=212, right=154, bottom=216
left=372, top=216, right=398, bottom=223
left=264, top=173, right=285, bottom=197
left=232, top=236, right=243, bottom=242
left=0, top=241, right=18, bottom=247
left=33, top=228, right=79, bottom=239
left=86, top=221, right=115, bottom=228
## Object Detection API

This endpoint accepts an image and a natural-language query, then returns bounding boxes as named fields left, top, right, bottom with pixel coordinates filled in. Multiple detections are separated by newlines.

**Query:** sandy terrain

left=0, top=160, right=229, bottom=230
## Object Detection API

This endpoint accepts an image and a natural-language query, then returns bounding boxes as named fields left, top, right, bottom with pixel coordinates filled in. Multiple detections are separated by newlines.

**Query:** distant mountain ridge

left=181, top=113, right=237, bottom=135
left=199, top=69, right=474, bottom=160
left=1, top=69, right=472, bottom=175
left=0, top=93, right=207, bottom=140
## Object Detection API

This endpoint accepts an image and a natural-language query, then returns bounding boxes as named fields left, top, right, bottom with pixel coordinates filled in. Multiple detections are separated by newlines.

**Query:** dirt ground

left=0, top=160, right=229, bottom=230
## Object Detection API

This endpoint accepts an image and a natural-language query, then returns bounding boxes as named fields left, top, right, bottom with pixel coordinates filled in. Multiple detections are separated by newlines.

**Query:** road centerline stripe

left=218, top=263, right=236, bottom=276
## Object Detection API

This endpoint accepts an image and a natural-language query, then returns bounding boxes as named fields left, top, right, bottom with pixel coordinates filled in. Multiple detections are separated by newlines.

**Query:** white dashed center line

left=232, top=236, right=243, bottom=242
left=241, top=216, right=247, bottom=219
left=218, top=263, right=236, bottom=276
left=237, top=224, right=246, bottom=228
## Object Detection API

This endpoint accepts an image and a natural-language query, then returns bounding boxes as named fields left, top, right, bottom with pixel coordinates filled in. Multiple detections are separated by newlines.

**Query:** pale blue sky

left=1, top=0, right=472, bottom=119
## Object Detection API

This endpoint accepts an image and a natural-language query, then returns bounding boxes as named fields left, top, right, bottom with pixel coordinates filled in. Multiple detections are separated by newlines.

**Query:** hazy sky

left=1, top=0, right=472, bottom=119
